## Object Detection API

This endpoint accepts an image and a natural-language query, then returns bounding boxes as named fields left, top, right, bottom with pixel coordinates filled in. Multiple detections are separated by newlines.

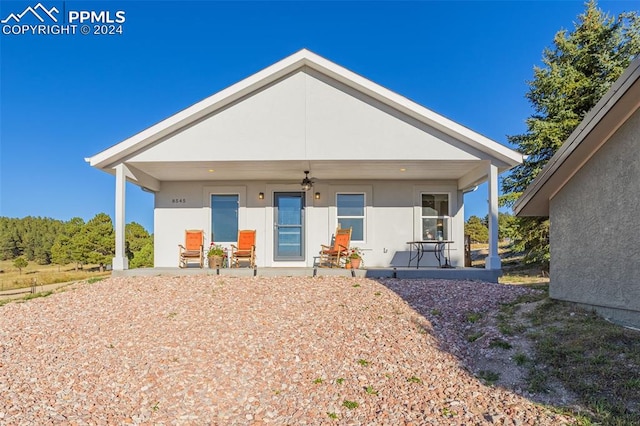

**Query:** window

left=337, top=193, right=365, bottom=241
left=211, top=194, right=238, bottom=242
left=421, top=194, right=449, bottom=240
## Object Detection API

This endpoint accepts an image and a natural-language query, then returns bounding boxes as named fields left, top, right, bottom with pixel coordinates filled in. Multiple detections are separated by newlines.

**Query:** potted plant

left=346, top=247, right=363, bottom=269
left=207, top=244, right=226, bottom=268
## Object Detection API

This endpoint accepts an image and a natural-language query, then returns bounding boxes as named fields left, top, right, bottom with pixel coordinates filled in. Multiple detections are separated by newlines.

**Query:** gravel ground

left=0, top=276, right=573, bottom=425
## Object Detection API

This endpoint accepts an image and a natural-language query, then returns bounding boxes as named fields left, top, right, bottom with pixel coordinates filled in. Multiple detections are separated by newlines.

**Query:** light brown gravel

left=0, top=276, right=573, bottom=425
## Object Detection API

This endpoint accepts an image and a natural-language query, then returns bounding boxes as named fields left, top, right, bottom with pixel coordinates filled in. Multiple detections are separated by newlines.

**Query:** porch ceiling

left=126, top=159, right=492, bottom=183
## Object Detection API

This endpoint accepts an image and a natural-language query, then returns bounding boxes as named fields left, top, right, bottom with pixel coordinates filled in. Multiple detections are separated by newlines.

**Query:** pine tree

left=130, top=241, right=154, bottom=268
left=80, top=213, right=115, bottom=272
left=0, top=220, right=20, bottom=260
left=126, top=222, right=154, bottom=268
left=502, top=1, right=640, bottom=267
left=504, top=1, right=640, bottom=201
left=125, top=222, right=151, bottom=257
left=52, top=217, right=85, bottom=270
left=465, top=216, right=489, bottom=243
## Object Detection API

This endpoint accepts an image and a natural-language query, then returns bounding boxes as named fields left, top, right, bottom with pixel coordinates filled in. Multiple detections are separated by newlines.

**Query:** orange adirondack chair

left=230, top=230, right=256, bottom=268
left=178, top=229, right=204, bottom=268
left=319, top=227, right=352, bottom=268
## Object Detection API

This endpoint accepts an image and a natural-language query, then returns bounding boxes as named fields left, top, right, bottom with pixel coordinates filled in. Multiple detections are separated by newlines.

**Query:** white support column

left=112, top=164, right=129, bottom=271
left=486, top=163, right=501, bottom=270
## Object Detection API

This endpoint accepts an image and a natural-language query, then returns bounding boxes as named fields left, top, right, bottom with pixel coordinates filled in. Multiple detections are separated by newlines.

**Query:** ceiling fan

left=300, top=170, right=315, bottom=191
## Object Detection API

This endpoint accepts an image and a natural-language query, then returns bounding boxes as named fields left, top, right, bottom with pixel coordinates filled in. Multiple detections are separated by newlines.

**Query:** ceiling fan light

left=300, top=170, right=313, bottom=191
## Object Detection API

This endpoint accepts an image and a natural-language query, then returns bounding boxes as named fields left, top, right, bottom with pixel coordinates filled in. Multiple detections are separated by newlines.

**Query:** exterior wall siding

left=130, top=71, right=489, bottom=164
left=549, top=108, right=640, bottom=328
left=154, top=180, right=465, bottom=269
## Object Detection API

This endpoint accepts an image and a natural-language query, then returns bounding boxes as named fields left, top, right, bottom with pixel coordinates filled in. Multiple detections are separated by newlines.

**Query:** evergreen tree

left=498, top=213, right=518, bottom=242
left=465, top=216, right=489, bottom=243
left=130, top=240, right=154, bottom=268
left=502, top=1, right=640, bottom=267
left=0, top=219, right=20, bottom=260
left=77, top=213, right=115, bottom=272
left=51, top=217, right=85, bottom=270
left=125, top=222, right=151, bottom=257
left=50, top=235, right=72, bottom=270
left=126, top=222, right=154, bottom=268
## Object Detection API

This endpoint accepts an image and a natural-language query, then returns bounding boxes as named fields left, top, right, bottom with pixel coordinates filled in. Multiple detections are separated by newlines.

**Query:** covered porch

left=112, top=265, right=502, bottom=283
left=105, top=160, right=507, bottom=273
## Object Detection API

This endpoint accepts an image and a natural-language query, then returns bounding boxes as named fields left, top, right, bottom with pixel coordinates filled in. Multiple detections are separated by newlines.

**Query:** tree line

left=0, top=214, right=153, bottom=271
left=464, top=213, right=518, bottom=244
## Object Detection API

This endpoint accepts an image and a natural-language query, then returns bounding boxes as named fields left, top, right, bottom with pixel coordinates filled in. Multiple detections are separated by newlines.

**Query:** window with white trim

left=421, top=193, right=449, bottom=240
left=211, top=194, right=238, bottom=242
left=337, top=193, right=365, bottom=242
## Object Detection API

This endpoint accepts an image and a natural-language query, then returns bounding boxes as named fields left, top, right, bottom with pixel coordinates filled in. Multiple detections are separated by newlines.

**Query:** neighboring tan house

left=87, top=49, right=522, bottom=276
left=515, top=57, right=640, bottom=328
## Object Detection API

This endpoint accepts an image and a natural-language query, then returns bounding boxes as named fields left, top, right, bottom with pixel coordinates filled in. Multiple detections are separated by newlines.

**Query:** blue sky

left=1, top=0, right=638, bottom=232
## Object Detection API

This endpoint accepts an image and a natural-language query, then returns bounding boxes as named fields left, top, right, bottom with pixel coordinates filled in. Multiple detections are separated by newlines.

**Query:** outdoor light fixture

left=258, top=192, right=264, bottom=200
left=301, top=170, right=313, bottom=191
left=314, top=192, right=321, bottom=200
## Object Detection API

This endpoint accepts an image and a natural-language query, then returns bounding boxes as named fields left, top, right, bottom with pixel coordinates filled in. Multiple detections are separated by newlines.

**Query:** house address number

left=172, top=198, right=186, bottom=204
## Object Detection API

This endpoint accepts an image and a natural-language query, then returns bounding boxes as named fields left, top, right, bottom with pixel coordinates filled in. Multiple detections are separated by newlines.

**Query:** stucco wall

left=155, top=180, right=465, bottom=269
left=129, top=70, right=489, bottom=164
left=550, top=108, right=640, bottom=328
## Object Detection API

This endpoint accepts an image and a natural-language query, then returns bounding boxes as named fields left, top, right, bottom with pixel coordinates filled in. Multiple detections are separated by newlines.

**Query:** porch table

left=406, top=240, right=454, bottom=269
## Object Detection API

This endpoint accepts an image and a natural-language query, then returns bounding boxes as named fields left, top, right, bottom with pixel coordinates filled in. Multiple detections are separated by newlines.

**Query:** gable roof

left=514, top=56, right=640, bottom=216
left=86, top=49, right=522, bottom=174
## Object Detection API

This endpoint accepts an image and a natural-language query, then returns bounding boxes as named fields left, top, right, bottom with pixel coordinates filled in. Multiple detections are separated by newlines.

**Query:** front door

left=274, top=192, right=305, bottom=261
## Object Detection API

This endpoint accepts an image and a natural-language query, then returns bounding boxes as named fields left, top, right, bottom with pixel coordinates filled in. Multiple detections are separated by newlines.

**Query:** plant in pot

left=346, top=247, right=363, bottom=269
left=207, top=244, right=226, bottom=268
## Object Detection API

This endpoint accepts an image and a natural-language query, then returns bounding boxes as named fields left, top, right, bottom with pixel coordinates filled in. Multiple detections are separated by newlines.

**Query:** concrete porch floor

left=112, top=266, right=501, bottom=282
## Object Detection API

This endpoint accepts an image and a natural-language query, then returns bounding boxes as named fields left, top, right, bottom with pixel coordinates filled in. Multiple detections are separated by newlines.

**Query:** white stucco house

left=515, top=56, right=640, bottom=328
left=87, top=49, right=523, bottom=276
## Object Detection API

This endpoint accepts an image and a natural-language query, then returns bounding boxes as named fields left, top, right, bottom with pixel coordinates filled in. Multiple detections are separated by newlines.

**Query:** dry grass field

left=0, top=260, right=110, bottom=292
left=469, top=243, right=550, bottom=285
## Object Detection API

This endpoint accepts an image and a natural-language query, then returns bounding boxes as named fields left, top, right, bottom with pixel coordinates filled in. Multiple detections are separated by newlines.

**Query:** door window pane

left=211, top=194, right=238, bottom=242
left=277, top=228, right=302, bottom=257
left=278, top=196, right=302, bottom=225
left=337, top=193, right=365, bottom=241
